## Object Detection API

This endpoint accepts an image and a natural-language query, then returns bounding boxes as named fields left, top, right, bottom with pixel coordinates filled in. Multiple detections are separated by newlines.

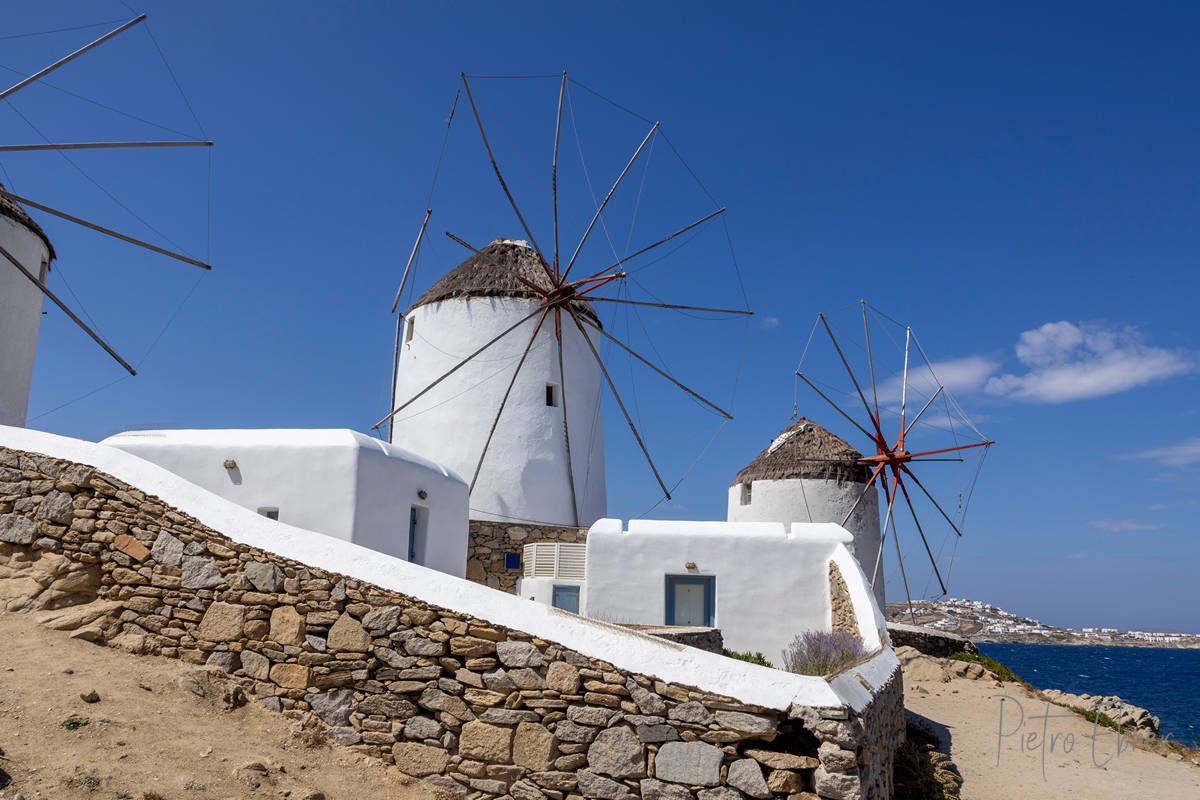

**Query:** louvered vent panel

left=523, top=542, right=587, bottom=579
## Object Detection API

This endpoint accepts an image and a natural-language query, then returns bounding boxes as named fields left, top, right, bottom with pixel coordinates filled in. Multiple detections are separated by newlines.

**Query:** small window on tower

left=405, top=317, right=415, bottom=343
left=258, top=506, right=280, bottom=520
left=740, top=483, right=752, bottom=506
left=546, top=383, right=558, bottom=407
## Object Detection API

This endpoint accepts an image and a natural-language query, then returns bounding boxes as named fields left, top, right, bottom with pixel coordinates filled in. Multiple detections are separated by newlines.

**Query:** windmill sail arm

left=0, top=15, right=146, bottom=103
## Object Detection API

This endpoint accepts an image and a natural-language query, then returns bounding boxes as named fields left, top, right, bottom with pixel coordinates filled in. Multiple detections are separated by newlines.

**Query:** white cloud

left=761, top=316, right=780, bottom=330
left=1123, top=437, right=1200, bottom=468
left=1089, top=518, right=1166, bottom=533
left=878, top=355, right=999, bottom=403
left=984, top=321, right=1192, bottom=404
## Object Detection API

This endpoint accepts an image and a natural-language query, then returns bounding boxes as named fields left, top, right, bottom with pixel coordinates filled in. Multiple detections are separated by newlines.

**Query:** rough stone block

left=587, top=726, right=645, bottom=778
left=813, top=767, right=861, bottom=800
left=150, top=531, right=184, bottom=565
left=653, top=741, right=722, bottom=786
left=269, top=605, right=306, bottom=645
left=576, top=770, right=635, bottom=800
left=496, top=640, right=543, bottom=667
left=181, top=556, right=223, bottom=589
left=307, top=688, right=354, bottom=726
left=640, top=778, right=693, bottom=800
left=112, top=533, right=150, bottom=562
left=198, top=602, right=245, bottom=642
left=393, top=742, right=450, bottom=777
left=244, top=561, right=284, bottom=593
left=0, top=514, right=37, bottom=545
left=269, top=663, right=310, bottom=690
left=726, top=759, right=770, bottom=799
left=459, top=720, right=513, bottom=763
left=327, top=612, right=372, bottom=652
left=513, top=721, right=556, bottom=770
left=546, top=661, right=581, bottom=694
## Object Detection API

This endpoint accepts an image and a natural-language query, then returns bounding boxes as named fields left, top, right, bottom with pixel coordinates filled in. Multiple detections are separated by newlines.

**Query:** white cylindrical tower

left=0, top=190, right=54, bottom=428
left=390, top=239, right=606, bottom=527
left=727, top=417, right=884, bottom=607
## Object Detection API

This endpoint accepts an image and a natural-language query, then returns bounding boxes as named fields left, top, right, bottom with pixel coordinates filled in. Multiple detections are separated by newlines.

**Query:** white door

left=674, top=582, right=706, bottom=626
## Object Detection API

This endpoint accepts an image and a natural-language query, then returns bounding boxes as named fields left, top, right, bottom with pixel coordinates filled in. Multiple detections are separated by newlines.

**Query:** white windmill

left=376, top=73, right=752, bottom=528
left=0, top=14, right=212, bottom=427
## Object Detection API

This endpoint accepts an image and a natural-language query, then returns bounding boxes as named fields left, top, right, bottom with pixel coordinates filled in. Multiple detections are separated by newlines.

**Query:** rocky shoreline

left=1040, top=689, right=1161, bottom=737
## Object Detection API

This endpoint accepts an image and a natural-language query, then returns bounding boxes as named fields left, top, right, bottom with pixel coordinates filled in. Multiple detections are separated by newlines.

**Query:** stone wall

left=885, top=622, right=977, bottom=657
left=0, top=445, right=901, bottom=800
left=828, top=563, right=858, bottom=636
left=618, top=626, right=724, bottom=656
left=466, top=520, right=587, bottom=593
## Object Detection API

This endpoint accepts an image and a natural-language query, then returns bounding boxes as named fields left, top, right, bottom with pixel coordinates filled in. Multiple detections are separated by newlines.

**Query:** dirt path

left=902, top=653, right=1200, bottom=799
left=0, top=610, right=432, bottom=800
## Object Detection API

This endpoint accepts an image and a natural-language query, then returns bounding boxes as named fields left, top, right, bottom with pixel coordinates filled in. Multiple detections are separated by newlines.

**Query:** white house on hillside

left=100, top=428, right=469, bottom=577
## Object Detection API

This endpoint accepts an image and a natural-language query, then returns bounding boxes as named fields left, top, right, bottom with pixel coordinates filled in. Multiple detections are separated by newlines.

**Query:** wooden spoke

left=0, top=141, right=211, bottom=152
left=820, top=313, right=885, bottom=444
left=459, top=72, right=555, bottom=284
left=562, top=121, right=659, bottom=280
left=861, top=300, right=882, bottom=431
left=0, top=189, right=211, bottom=270
left=795, top=371, right=877, bottom=442
left=576, top=207, right=726, bottom=282
left=0, top=243, right=135, bottom=375
left=585, top=296, right=752, bottom=315
left=891, top=495, right=917, bottom=624
left=871, top=471, right=900, bottom=589
left=0, top=15, right=146, bottom=103
left=567, top=307, right=671, bottom=499
left=470, top=310, right=550, bottom=492
left=900, top=464, right=965, bottom=537
left=552, top=71, right=566, bottom=279
left=556, top=310, right=581, bottom=526
left=903, top=385, right=943, bottom=439
left=898, top=326, right=911, bottom=448
left=839, top=464, right=885, bottom=527
left=902, top=440, right=995, bottom=460
left=897, top=477, right=946, bottom=596
left=391, top=209, right=432, bottom=313
left=373, top=307, right=543, bottom=429
left=578, top=316, right=732, bottom=419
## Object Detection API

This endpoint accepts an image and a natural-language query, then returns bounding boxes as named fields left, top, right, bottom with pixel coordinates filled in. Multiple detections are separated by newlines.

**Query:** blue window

left=665, top=575, right=715, bottom=627
left=504, top=552, right=522, bottom=570
left=552, top=584, right=580, bottom=614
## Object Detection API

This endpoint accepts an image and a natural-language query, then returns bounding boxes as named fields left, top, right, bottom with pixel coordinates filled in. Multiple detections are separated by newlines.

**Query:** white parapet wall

left=99, top=428, right=469, bottom=578
left=0, top=424, right=896, bottom=714
left=584, top=518, right=886, bottom=664
left=727, top=477, right=884, bottom=609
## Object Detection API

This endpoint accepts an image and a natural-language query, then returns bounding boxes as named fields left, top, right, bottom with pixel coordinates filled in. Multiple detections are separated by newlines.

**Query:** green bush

left=947, top=652, right=1023, bottom=683
left=894, top=721, right=962, bottom=800
left=724, top=649, right=773, bottom=668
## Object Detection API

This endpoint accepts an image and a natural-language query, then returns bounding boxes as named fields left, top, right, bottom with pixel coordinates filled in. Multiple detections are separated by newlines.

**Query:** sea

left=978, top=642, right=1200, bottom=748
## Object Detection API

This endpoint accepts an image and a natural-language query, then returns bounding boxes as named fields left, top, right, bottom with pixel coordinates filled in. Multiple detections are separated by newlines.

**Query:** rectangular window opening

left=740, top=483, right=752, bottom=505
left=257, top=507, right=279, bottom=521
left=405, top=317, right=415, bottom=343
left=545, top=383, right=559, bottom=407
left=408, top=505, right=428, bottom=564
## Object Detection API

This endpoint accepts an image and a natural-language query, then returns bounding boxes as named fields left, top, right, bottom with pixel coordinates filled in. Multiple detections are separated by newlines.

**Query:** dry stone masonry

left=466, top=520, right=586, bottom=593
left=0, top=446, right=902, bottom=800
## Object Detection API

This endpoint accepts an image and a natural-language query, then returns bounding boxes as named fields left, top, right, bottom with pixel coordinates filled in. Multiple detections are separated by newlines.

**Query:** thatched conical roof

left=409, top=238, right=598, bottom=323
left=732, top=417, right=871, bottom=485
left=0, top=185, right=54, bottom=260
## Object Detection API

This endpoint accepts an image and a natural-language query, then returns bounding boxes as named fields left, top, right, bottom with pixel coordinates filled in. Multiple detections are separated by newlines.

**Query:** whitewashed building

left=582, top=519, right=885, bottom=660
left=390, top=239, right=606, bottom=528
left=0, top=190, right=53, bottom=428
left=100, top=428, right=469, bottom=577
left=728, top=417, right=885, bottom=607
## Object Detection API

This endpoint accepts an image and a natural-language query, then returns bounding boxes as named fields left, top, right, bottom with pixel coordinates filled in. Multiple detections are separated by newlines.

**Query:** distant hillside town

left=886, top=597, right=1200, bottom=648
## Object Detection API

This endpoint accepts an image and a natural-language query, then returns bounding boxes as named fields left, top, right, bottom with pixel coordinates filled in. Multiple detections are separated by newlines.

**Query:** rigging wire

left=565, top=84, right=621, bottom=265
left=0, top=62, right=200, bottom=139
left=0, top=19, right=130, bottom=41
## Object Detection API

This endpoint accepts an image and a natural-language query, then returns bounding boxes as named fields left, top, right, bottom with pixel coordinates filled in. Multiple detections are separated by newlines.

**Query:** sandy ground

left=0, top=611, right=431, bottom=800
left=902, top=653, right=1200, bottom=800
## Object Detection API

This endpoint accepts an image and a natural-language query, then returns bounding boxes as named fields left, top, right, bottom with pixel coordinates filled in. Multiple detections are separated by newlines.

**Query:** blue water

left=979, top=643, right=1200, bottom=748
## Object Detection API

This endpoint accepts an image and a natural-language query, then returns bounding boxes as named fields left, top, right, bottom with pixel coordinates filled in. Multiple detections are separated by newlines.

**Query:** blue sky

left=4, top=2, right=1198, bottom=632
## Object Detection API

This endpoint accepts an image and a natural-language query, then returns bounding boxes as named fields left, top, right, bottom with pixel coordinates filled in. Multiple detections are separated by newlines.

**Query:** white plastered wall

left=1, top=424, right=898, bottom=713
left=727, top=477, right=885, bottom=608
left=99, top=428, right=469, bottom=577
left=390, top=296, right=606, bottom=528
left=0, top=215, right=50, bottom=428
left=584, top=519, right=885, bottom=664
